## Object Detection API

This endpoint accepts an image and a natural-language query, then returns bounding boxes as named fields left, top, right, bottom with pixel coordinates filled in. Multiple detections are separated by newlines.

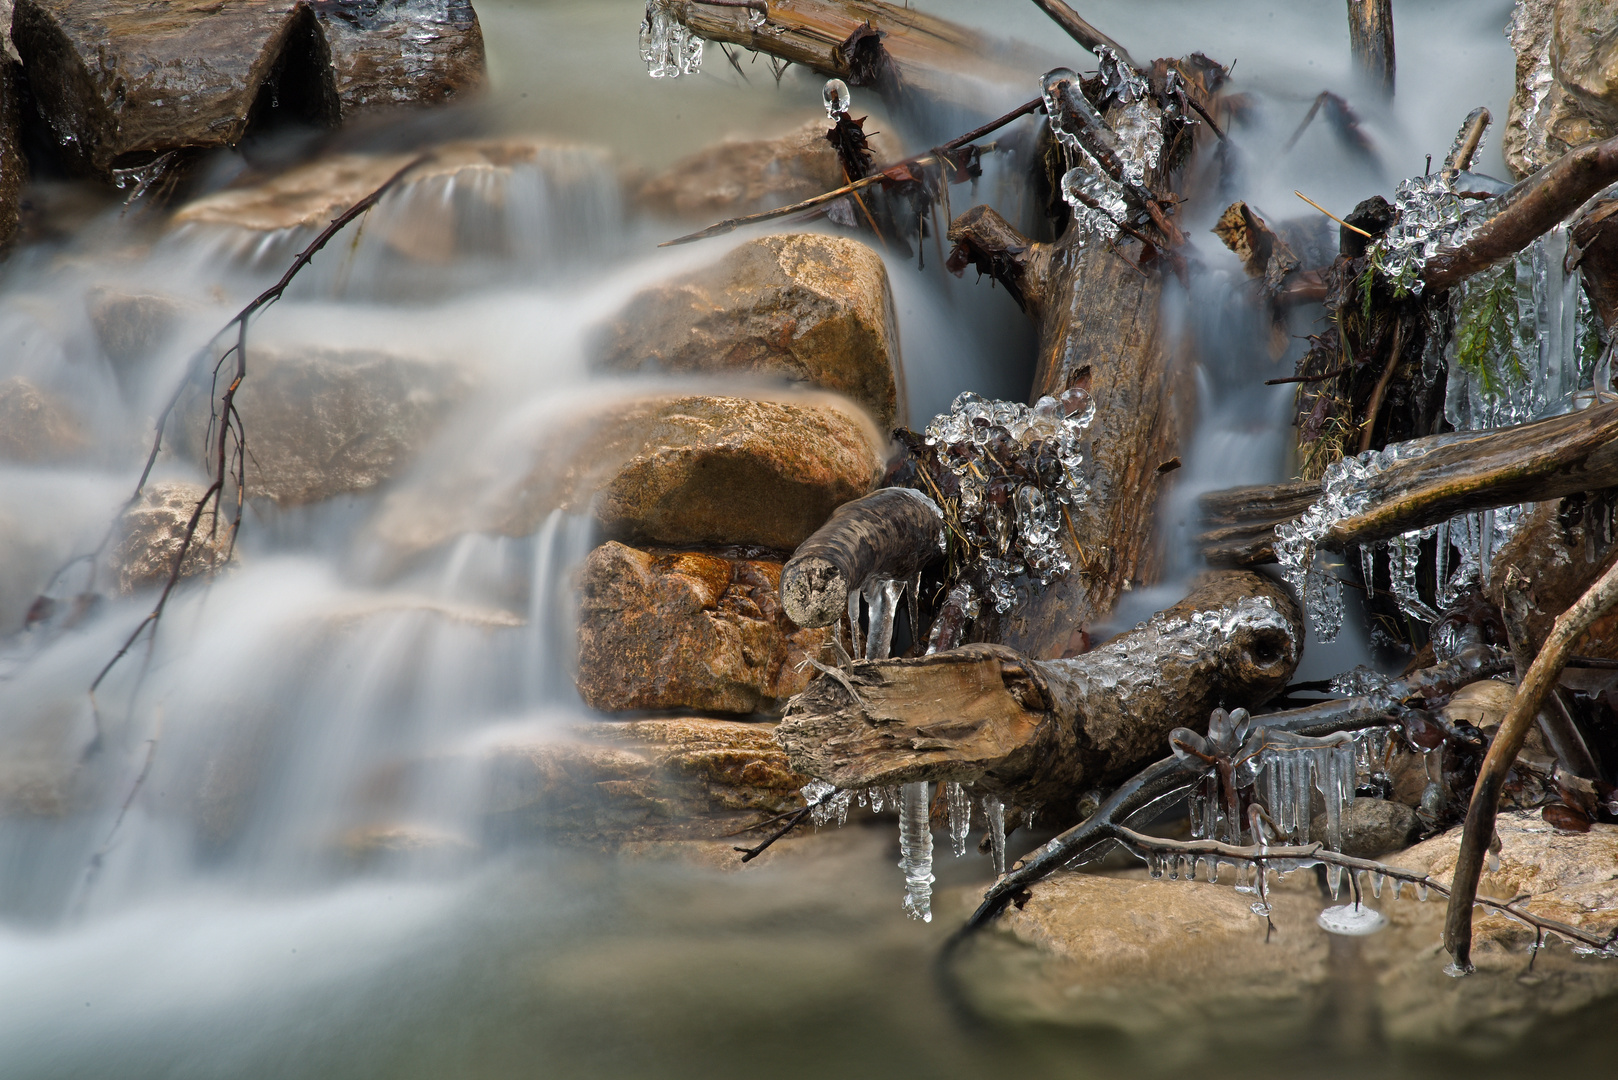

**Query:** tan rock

left=960, top=812, right=1618, bottom=1053
left=576, top=542, right=836, bottom=715
left=109, top=480, right=236, bottom=594
left=337, top=824, right=477, bottom=864
left=637, top=117, right=897, bottom=220
left=1505, top=0, right=1618, bottom=177
left=368, top=390, right=884, bottom=569
left=480, top=717, right=809, bottom=844
left=595, top=233, right=904, bottom=430
left=180, top=343, right=476, bottom=506
left=86, top=286, right=191, bottom=378
left=0, top=376, right=85, bottom=462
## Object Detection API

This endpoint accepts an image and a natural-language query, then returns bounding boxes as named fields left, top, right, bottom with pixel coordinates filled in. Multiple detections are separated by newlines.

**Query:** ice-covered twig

left=1111, top=826, right=1616, bottom=954
left=1446, top=555, right=1618, bottom=971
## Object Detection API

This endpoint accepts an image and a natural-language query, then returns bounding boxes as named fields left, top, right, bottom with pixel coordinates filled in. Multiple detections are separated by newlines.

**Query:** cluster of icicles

left=798, top=778, right=1024, bottom=922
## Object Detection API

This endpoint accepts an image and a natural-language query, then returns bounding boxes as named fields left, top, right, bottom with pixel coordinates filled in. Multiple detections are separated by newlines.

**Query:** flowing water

left=6, top=0, right=1602, bottom=1075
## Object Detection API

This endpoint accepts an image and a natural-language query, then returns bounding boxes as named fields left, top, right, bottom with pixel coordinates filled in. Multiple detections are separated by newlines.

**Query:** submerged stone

left=109, top=480, right=237, bottom=594
left=595, top=233, right=904, bottom=431
left=0, top=376, right=85, bottom=463
left=576, top=542, right=837, bottom=715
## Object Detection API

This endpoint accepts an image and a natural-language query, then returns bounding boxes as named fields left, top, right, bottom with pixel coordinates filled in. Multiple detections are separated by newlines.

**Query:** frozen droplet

left=823, top=78, right=851, bottom=118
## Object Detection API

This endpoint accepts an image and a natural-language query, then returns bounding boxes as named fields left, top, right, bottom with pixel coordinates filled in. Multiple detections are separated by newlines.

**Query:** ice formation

left=1039, top=64, right=1161, bottom=241
left=823, top=78, right=851, bottom=119
left=639, top=0, right=703, bottom=78
left=945, top=781, right=972, bottom=857
left=1318, top=903, right=1388, bottom=936
left=919, top=389, right=1095, bottom=611
left=897, top=781, right=936, bottom=922
left=982, top=794, right=1007, bottom=877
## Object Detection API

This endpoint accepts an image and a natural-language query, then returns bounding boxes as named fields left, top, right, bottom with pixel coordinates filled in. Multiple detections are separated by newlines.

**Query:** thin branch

left=1265, top=367, right=1349, bottom=385
left=734, top=805, right=813, bottom=862
left=1445, top=552, right=1618, bottom=971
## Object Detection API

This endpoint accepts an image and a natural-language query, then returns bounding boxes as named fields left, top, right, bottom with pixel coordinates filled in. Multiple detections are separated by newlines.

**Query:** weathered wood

left=665, top=0, right=1038, bottom=109
left=1573, top=198, right=1618, bottom=333
left=11, top=0, right=484, bottom=179
left=775, top=571, right=1300, bottom=821
left=1199, top=402, right=1618, bottom=562
left=1198, top=480, right=1323, bottom=568
left=1346, top=0, right=1395, bottom=97
left=780, top=487, right=944, bottom=629
left=945, top=204, right=1052, bottom=315
left=1211, top=201, right=1301, bottom=293
left=1423, top=133, right=1618, bottom=294
left=1027, top=0, right=1136, bottom=70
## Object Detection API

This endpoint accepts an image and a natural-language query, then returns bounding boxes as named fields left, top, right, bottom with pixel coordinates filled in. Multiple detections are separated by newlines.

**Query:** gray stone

left=1311, top=796, right=1421, bottom=858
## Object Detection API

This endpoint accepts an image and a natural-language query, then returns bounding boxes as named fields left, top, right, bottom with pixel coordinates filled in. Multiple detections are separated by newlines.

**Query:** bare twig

left=1445, top=553, right=1618, bottom=971
left=734, top=804, right=813, bottom=862
left=1266, top=367, right=1349, bottom=385
left=1295, top=190, right=1373, bottom=237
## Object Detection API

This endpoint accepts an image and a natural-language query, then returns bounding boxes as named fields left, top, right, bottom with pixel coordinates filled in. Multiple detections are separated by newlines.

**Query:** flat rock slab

left=480, top=717, right=809, bottom=844
left=12, top=0, right=484, bottom=178
left=956, top=812, right=1618, bottom=1058
left=368, top=389, right=884, bottom=570
left=595, top=233, right=904, bottom=430
left=576, top=541, right=836, bottom=715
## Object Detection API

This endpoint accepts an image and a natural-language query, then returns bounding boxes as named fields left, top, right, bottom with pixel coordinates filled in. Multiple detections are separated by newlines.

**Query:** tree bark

left=1573, top=198, right=1618, bottom=334
left=1346, top=0, right=1395, bottom=98
left=775, top=570, right=1300, bottom=823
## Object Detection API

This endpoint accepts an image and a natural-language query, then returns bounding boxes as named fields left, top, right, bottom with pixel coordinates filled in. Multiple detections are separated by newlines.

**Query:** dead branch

left=1027, top=0, right=1137, bottom=70
left=1445, top=555, right=1618, bottom=971
left=90, top=153, right=434, bottom=695
left=780, top=487, right=943, bottom=629
left=1423, top=133, right=1618, bottom=293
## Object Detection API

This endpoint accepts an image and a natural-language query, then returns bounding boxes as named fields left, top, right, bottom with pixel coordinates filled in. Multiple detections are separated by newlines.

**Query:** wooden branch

left=1572, top=198, right=1618, bottom=333
left=945, top=205, right=1052, bottom=315
left=1027, top=0, right=1137, bottom=70
left=1196, top=402, right=1618, bottom=565
left=1423, top=133, right=1618, bottom=294
left=1445, top=556, right=1618, bottom=971
left=962, top=645, right=1511, bottom=932
left=776, top=571, right=1301, bottom=817
left=780, top=487, right=944, bottom=628
left=1346, top=0, right=1395, bottom=97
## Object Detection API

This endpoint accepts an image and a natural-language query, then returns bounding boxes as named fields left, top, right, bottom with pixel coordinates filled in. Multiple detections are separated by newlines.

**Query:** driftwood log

left=1346, top=0, right=1395, bottom=98
left=660, top=0, right=1041, bottom=112
left=775, top=570, right=1300, bottom=825
left=780, top=487, right=943, bottom=629
left=1197, top=400, right=1618, bottom=565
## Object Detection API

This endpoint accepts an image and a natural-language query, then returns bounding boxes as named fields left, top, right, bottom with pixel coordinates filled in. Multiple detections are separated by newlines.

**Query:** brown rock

left=0, top=60, right=23, bottom=257
left=368, top=390, right=884, bottom=569
left=0, top=376, right=85, bottom=462
left=109, top=481, right=236, bottom=594
left=86, top=287, right=192, bottom=383
left=636, top=117, right=897, bottom=220
left=1309, top=796, right=1421, bottom=858
left=1505, top=0, right=1618, bottom=177
left=179, top=343, right=476, bottom=506
left=480, top=717, right=809, bottom=844
left=595, top=233, right=905, bottom=430
left=11, top=0, right=484, bottom=180
left=576, top=542, right=837, bottom=715
left=959, top=812, right=1618, bottom=1053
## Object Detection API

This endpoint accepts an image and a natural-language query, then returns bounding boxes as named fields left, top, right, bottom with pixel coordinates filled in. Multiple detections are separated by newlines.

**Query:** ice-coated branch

left=1445, top=556, right=1618, bottom=972
left=780, top=487, right=945, bottom=629
left=1422, top=133, right=1618, bottom=294
left=1110, top=826, right=1616, bottom=953
left=1027, top=0, right=1137, bottom=70
left=959, top=645, right=1511, bottom=932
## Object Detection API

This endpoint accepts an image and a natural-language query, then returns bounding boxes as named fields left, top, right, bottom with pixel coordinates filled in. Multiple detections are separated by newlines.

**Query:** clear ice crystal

left=823, top=78, right=851, bottom=119
left=1378, top=170, right=1490, bottom=295
left=861, top=577, right=906, bottom=660
left=898, top=781, right=935, bottom=922
left=982, top=794, right=1007, bottom=877
left=802, top=779, right=854, bottom=827
left=945, top=781, right=972, bottom=857
left=639, top=0, right=704, bottom=78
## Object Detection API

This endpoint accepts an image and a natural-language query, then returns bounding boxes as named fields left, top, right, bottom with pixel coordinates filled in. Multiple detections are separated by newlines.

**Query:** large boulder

left=594, top=233, right=905, bottom=430
left=1505, top=0, right=1618, bottom=177
left=636, top=117, right=897, bottom=220
left=179, top=343, right=476, bottom=506
left=0, top=376, right=85, bottom=462
left=957, top=812, right=1618, bottom=1056
left=480, top=718, right=809, bottom=844
left=576, top=542, right=836, bottom=715
left=367, top=390, right=885, bottom=571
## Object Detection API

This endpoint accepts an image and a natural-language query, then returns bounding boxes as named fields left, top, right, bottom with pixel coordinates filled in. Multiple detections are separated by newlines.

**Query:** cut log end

left=781, top=555, right=848, bottom=629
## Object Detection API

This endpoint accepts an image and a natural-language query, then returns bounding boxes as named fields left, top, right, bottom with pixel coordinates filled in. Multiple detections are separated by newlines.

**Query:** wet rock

left=180, top=343, right=476, bottom=506
left=337, top=824, right=477, bottom=864
left=11, top=0, right=484, bottom=181
left=957, top=812, right=1618, bottom=1054
left=636, top=117, right=897, bottom=220
left=576, top=542, right=836, bottom=715
left=1505, top=0, right=1618, bottom=177
left=108, top=481, right=237, bottom=594
left=480, top=717, right=809, bottom=844
left=1310, top=796, right=1421, bottom=858
left=0, top=60, right=23, bottom=257
left=369, top=390, right=884, bottom=569
left=86, top=287, right=192, bottom=386
left=595, top=233, right=904, bottom=430
left=0, top=376, right=85, bottom=462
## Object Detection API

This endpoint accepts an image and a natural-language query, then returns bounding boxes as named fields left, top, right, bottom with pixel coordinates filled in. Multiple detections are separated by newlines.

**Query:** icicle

left=862, top=577, right=905, bottom=660
left=1326, top=862, right=1343, bottom=899
left=982, top=794, right=1007, bottom=877
left=869, top=787, right=886, bottom=814
left=897, top=781, right=935, bottom=922
left=1391, top=878, right=1404, bottom=901
left=1417, top=882, right=1429, bottom=902
left=1148, top=853, right=1165, bottom=879
left=846, top=588, right=864, bottom=660
left=1371, top=871, right=1385, bottom=899
left=945, top=781, right=972, bottom=857
left=638, top=1, right=704, bottom=77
